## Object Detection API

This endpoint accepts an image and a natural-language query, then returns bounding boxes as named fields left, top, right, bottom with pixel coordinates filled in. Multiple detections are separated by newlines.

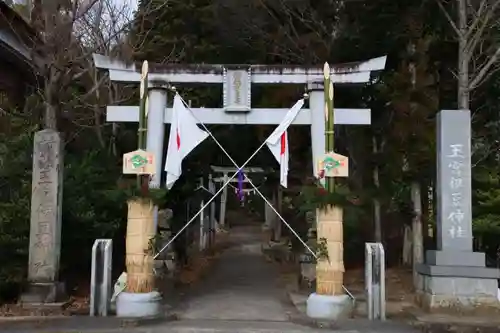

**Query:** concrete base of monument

left=417, top=291, right=500, bottom=314
left=306, top=293, right=353, bottom=320
left=417, top=263, right=500, bottom=314
left=20, top=282, right=67, bottom=304
left=116, top=291, right=162, bottom=318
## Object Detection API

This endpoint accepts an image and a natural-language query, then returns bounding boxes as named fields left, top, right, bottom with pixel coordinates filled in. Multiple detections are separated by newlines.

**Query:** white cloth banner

left=265, top=99, right=305, bottom=188
left=164, top=94, right=209, bottom=189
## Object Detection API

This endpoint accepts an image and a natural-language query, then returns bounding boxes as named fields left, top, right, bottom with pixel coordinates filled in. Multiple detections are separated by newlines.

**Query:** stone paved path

left=0, top=225, right=422, bottom=332
left=174, top=225, right=290, bottom=321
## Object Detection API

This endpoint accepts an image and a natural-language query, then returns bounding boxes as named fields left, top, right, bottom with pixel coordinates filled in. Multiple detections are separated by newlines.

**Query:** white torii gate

left=93, top=54, right=385, bottom=179
left=93, top=54, right=386, bottom=227
left=210, top=165, right=266, bottom=227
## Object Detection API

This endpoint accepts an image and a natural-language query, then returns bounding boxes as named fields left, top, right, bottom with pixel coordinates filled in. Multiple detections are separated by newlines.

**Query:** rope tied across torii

left=154, top=90, right=317, bottom=260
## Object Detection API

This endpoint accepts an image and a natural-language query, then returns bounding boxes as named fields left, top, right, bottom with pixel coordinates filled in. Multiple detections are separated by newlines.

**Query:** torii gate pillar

left=146, top=87, right=167, bottom=188
left=146, top=86, right=168, bottom=231
left=309, top=83, right=326, bottom=176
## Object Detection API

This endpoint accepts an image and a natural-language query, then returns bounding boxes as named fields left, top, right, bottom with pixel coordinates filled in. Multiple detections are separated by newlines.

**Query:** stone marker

left=365, top=243, right=386, bottom=321
left=417, top=110, right=500, bottom=311
left=21, top=130, right=65, bottom=304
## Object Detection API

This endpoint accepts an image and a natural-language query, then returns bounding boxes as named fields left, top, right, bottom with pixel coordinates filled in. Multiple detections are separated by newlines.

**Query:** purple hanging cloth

left=237, top=169, right=244, bottom=201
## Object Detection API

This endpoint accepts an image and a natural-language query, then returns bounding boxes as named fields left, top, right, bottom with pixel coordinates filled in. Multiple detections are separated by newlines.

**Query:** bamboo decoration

left=316, top=62, right=345, bottom=296
left=324, top=63, right=335, bottom=194
left=125, top=60, right=156, bottom=293
left=137, top=60, right=149, bottom=188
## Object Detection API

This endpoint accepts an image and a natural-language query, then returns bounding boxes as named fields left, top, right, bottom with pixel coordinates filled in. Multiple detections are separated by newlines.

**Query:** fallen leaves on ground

left=0, top=298, right=78, bottom=317
left=176, top=237, right=229, bottom=286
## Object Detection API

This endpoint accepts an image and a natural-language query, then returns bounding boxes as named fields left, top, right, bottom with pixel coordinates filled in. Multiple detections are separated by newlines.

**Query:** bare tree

left=73, top=0, right=135, bottom=150
left=372, top=136, right=383, bottom=243
left=28, top=0, right=104, bottom=129
left=436, top=0, right=500, bottom=109
left=213, top=0, right=345, bottom=63
left=2, top=0, right=163, bottom=141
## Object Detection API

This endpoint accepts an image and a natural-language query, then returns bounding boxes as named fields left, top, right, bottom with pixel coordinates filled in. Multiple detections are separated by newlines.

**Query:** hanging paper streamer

left=237, top=169, right=244, bottom=202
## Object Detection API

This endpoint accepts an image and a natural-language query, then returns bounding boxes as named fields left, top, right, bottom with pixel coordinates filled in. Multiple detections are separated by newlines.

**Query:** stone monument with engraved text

left=21, top=129, right=65, bottom=304
left=417, top=110, right=500, bottom=311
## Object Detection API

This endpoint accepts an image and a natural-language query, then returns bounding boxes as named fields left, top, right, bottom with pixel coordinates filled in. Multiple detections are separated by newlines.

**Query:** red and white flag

left=165, top=94, right=209, bottom=189
left=265, top=99, right=305, bottom=188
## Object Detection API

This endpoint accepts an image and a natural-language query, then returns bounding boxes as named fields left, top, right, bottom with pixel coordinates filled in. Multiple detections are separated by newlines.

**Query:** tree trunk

left=457, top=0, right=470, bottom=110
left=274, top=188, right=282, bottom=241
left=372, top=136, right=382, bottom=242
left=411, top=181, right=423, bottom=290
left=44, top=103, right=57, bottom=130
left=110, top=84, right=118, bottom=156
left=43, top=78, right=57, bottom=130
left=402, top=225, right=412, bottom=266
left=43, top=67, right=59, bottom=130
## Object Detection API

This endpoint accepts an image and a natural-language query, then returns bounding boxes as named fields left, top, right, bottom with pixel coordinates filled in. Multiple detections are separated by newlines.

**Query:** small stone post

left=22, top=129, right=65, bottom=304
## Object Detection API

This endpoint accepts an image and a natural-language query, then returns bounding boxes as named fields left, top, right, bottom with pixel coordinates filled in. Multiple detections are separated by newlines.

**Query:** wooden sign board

left=123, top=149, right=156, bottom=175
left=317, top=152, right=348, bottom=177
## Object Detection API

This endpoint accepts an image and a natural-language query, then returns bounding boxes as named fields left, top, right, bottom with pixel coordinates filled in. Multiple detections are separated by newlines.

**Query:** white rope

left=176, top=93, right=317, bottom=259
left=153, top=96, right=272, bottom=259
left=154, top=90, right=355, bottom=303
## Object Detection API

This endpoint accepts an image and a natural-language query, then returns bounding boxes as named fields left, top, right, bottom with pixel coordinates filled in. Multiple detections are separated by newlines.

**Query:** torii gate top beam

left=93, top=54, right=386, bottom=84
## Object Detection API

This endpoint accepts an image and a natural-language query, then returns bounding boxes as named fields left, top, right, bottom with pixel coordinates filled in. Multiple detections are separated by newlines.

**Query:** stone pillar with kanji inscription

left=416, top=110, right=500, bottom=312
left=21, top=130, right=65, bottom=304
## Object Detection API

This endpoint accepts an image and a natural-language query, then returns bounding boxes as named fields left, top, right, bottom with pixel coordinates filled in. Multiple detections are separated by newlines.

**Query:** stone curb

left=411, top=322, right=500, bottom=333
left=0, top=315, right=68, bottom=322
left=0, top=312, right=179, bottom=330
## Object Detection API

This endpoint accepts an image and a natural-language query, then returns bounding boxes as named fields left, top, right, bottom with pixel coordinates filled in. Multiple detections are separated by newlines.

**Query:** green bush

left=0, top=124, right=126, bottom=301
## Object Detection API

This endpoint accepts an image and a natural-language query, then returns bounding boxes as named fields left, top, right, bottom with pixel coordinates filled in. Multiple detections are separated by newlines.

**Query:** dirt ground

left=277, top=262, right=418, bottom=317
left=344, top=267, right=415, bottom=301
left=0, top=232, right=231, bottom=319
